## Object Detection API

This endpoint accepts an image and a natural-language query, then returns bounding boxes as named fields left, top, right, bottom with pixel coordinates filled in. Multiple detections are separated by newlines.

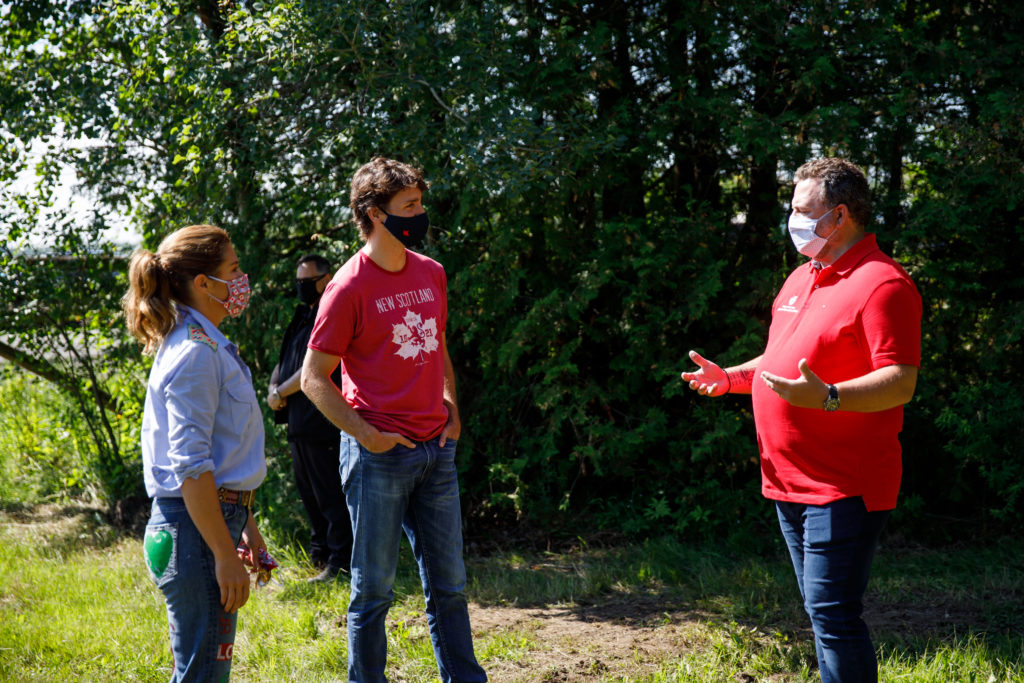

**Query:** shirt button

left=814, top=285, right=819, bottom=289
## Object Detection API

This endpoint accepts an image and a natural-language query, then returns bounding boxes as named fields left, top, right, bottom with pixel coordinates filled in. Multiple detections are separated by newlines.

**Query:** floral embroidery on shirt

left=188, top=323, right=218, bottom=352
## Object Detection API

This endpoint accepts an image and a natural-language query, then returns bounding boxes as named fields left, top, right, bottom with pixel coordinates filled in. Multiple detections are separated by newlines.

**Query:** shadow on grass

left=460, top=534, right=1024, bottom=663
left=867, top=542, right=1024, bottom=647
left=4, top=501, right=1021, bottom=672
left=0, top=500, right=130, bottom=554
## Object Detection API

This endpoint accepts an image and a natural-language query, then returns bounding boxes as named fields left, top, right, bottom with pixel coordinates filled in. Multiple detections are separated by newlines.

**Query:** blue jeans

left=776, top=497, right=890, bottom=683
left=341, top=433, right=487, bottom=683
left=145, top=497, right=250, bottom=683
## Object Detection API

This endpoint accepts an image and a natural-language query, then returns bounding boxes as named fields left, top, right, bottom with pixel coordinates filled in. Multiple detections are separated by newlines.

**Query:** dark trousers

left=290, top=436, right=353, bottom=570
left=776, top=497, right=890, bottom=683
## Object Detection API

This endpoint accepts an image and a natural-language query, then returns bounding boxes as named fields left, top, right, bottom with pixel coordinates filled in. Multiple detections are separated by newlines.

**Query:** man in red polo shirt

left=681, top=158, right=921, bottom=683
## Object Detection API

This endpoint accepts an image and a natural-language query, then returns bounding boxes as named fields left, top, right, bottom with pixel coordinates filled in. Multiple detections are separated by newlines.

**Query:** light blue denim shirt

left=141, top=305, right=266, bottom=498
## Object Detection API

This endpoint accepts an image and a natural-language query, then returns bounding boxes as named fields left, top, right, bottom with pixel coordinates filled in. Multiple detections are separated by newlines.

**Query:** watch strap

left=824, top=384, right=840, bottom=412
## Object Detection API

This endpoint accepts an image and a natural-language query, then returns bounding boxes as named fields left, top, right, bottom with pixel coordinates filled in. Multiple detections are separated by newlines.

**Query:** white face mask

left=787, top=207, right=836, bottom=258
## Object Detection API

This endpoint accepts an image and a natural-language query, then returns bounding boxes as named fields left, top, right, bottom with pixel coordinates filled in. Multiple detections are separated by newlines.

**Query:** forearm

left=723, top=355, right=763, bottom=395
left=275, top=368, right=303, bottom=398
left=834, top=364, right=918, bottom=412
left=442, top=343, right=459, bottom=422
left=180, top=472, right=241, bottom=561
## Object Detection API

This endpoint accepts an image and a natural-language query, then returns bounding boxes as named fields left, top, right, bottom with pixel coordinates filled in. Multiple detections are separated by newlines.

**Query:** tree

left=2, top=0, right=1022, bottom=538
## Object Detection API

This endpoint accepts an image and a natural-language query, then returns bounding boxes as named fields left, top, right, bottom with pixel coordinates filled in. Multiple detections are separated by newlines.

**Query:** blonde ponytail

left=122, top=250, right=175, bottom=354
left=121, top=225, right=231, bottom=354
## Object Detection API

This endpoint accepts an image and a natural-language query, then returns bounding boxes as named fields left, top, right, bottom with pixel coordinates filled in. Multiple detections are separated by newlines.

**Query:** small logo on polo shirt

left=778, top=295, right=800, bottom=314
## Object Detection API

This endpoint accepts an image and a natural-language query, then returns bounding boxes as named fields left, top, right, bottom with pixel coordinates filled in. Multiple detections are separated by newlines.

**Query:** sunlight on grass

left=0, top=514, right=169, bottom=681
left=2, top=506, right=1023, bottom=682
left=878, top=634, right=1024, bottom=682
left=629, top=619, right=814, bottom=682
left=477, top=630, right=537, bottom=663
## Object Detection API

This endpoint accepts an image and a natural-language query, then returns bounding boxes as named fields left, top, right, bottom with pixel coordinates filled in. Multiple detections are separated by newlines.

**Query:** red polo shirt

left=751, top=234, right=921, bottom=511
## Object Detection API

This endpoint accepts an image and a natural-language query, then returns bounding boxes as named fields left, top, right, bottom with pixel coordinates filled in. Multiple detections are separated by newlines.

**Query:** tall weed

left=0, top=367, right=90, bottom=504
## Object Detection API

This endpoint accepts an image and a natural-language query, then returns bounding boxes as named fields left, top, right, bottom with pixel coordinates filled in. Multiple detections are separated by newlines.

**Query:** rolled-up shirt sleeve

left=162, top=345, right=220, bottom=487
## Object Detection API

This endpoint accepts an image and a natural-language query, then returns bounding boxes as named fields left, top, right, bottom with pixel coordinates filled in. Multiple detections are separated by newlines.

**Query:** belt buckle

left=240, top=489, right=255, bottom=508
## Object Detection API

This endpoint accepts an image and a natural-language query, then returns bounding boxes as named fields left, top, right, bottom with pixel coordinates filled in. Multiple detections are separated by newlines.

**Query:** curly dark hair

left=349, top=157, right=429, bottom=240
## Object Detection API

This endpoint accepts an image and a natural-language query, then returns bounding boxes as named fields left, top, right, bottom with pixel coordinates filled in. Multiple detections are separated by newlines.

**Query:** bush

left=0, top=366, right=93, bottom=504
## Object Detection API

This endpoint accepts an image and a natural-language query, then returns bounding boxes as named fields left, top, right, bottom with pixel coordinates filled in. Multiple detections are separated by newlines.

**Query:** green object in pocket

left=144, top=529, right=174, bottom=577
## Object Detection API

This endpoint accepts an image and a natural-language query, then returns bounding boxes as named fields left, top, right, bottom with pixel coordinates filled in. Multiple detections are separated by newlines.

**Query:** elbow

left=896, top=366, right=919, bottom=406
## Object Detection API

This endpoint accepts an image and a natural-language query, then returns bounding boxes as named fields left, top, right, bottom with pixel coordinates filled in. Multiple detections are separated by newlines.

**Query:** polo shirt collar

left=811, top=233, right=879, bottom=279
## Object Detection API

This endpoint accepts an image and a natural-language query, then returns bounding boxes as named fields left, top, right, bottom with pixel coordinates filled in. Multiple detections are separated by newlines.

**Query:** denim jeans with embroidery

left=145, top=496, right=249, bottom=682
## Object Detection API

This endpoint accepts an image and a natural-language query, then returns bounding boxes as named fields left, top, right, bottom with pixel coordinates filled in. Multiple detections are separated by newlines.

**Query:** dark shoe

left=306, top=565, right=348, bottom=583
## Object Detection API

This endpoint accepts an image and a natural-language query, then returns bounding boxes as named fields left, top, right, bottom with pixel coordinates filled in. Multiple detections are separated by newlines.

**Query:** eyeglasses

left=295, top=274, right=326, bottom=284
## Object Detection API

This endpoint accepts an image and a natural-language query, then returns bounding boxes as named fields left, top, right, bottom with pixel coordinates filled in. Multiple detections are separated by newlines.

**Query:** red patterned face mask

left=206, top=273, right=251, bottom=317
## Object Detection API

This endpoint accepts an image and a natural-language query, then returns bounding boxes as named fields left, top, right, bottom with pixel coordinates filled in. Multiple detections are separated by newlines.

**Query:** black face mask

left=296, top=277, right=322, bottom=306
left=382, top=211, right=429, bottom=248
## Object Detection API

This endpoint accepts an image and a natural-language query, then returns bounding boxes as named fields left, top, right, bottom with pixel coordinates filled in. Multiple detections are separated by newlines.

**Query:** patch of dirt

left=0, top=502, right=100, bottom=538
left=863, top=596, right=988, bottom=637
left=466, top=589, right=1010, bottom=682
left=467, top=596, right=721, bottom=682
left=0, top=501, right=125, bottom=554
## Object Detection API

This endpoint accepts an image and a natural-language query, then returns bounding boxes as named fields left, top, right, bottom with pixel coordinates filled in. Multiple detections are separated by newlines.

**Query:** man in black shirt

left=268, top=254, right=352, bottom=582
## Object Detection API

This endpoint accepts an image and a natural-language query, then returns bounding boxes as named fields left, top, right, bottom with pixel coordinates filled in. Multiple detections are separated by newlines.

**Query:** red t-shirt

left=751, top=234, right=922, bottom=511
left=308, top=249, right=449, bottom=441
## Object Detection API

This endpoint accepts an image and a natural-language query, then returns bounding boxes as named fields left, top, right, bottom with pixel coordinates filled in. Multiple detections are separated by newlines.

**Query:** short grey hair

left=794, top=158, right=872, bottom=228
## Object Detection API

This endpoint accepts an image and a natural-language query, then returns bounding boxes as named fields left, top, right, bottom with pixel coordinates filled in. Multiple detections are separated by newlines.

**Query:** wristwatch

left=823, top=384, right=840, bottom=412
left=272, top=388, right=282, bottom=403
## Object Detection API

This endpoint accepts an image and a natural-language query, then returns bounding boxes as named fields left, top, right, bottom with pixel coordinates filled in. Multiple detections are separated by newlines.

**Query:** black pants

left=289, top=436, right=352, bottom=570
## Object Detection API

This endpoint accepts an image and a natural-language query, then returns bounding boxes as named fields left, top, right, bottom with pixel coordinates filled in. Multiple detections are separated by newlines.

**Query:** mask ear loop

left=814, top=206, right=840, bottom=241
left=203, top=275, right=227, bottom=305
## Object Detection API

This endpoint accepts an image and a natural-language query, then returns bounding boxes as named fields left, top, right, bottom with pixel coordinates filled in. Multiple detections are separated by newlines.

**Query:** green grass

left=2, top=504, right=1022, bottom=682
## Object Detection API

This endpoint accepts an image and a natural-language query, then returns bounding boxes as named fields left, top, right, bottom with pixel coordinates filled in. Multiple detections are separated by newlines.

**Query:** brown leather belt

left=217, top=487, right=255, bottom=508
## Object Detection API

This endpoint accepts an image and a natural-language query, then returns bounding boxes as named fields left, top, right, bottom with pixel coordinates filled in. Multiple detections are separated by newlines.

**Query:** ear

left=192, top=273, right=209, bottom=291
left=317, top=271, right=332, bottom=293
left=834, top=204, right=848, bottom=228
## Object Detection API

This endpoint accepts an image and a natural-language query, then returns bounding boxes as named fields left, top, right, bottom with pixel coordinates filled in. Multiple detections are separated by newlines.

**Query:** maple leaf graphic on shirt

left=391, top=309, right=439, bottom=360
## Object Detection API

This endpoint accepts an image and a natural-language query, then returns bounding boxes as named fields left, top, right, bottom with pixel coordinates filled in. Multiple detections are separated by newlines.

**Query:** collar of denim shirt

left=178, top=304, right=234, bottom=351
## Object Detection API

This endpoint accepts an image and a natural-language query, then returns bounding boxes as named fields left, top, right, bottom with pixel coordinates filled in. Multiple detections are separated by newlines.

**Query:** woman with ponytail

left=123, top=224, right=267, bottom=681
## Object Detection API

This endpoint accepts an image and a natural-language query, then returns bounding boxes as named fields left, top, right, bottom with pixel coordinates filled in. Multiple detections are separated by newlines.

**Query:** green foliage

left=0, top=368, right=86, bottom=503
left=0, top=228, right=145, bottom=504
left=0, top=363, right=146, bottom=506
left=1, top=1, right=1023, bottom=537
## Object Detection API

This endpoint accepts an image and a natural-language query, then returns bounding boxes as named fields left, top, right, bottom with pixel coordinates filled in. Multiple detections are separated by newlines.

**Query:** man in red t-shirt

left=681, top=158, right=921, bottom=683
left=301, top=157, right=486, bottom=683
